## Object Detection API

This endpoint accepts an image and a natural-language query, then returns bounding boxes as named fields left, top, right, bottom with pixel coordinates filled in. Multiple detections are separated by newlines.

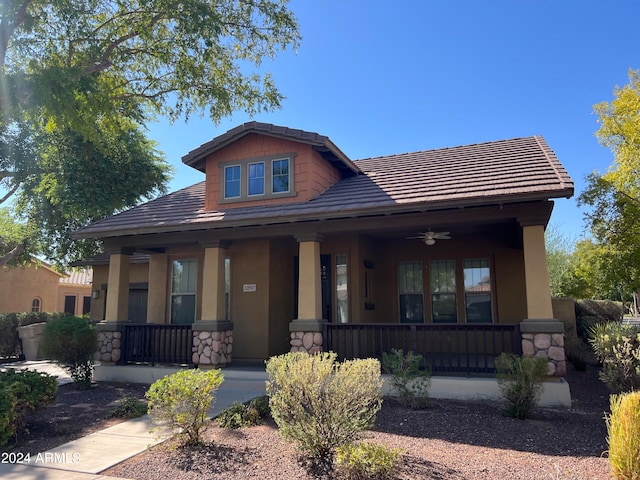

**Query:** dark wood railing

left=119, top=324, right=193, bottom=366
left=324, top=323, right=522, bottom=374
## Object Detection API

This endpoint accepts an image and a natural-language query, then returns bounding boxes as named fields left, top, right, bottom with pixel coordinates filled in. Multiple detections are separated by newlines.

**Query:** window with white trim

left=272, top=158, right=290, bottom=193
left=336, top=254, right=348, bottom=323
left=224, top=165, right=241, bottom=199
left=248, top=162, right=265, bottom=195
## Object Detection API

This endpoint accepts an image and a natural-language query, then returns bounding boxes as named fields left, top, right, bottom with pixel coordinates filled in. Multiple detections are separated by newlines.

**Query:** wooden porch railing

left=323, top=323, right=522, bottom=374
left=119, top=324, right=193, bottom=366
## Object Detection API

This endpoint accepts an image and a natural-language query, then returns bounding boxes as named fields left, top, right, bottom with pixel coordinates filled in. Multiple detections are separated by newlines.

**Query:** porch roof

left=73, top=135, right=573, bottom=239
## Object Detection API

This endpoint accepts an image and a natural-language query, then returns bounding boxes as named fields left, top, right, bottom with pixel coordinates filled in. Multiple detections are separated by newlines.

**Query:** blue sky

left=147, top=0, right=639, bottom=240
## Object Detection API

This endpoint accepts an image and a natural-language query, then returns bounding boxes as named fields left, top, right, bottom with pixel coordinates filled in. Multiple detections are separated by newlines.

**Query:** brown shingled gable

left=73, top=133, right=573, bottom=239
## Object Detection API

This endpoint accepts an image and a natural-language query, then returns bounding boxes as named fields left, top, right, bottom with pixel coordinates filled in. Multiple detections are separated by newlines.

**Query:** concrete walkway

left=0, top=362, right=267, bottom=480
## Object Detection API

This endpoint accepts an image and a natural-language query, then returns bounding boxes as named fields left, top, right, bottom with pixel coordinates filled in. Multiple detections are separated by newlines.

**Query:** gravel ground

left=103, top=364, right=612, bottom=480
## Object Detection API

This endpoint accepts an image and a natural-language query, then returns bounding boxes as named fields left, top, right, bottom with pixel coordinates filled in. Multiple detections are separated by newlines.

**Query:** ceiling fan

left=407, top=229, right=451, bottom=246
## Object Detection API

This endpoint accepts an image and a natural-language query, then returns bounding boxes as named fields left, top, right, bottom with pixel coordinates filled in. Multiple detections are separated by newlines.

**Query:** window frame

left=463, top=258, right=494, bottom=323
left=429, top=260, right=457, bottom=323
left=31, top=297, right=41, bottom=313
left=223, top=164, right=241, bottom=199
left=271, top=158, right=290, bottom=194
left=170, top=259, right=198, bottom=325
left=219, top=153, right=296, bottom=203
left=247, top=161, right=265, bottom=196
left=397, top=261, right=424, bottom=323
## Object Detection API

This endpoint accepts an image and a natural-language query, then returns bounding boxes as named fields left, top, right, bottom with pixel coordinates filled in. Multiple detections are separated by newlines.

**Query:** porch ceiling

left=98, top=201, right=550, bottom=253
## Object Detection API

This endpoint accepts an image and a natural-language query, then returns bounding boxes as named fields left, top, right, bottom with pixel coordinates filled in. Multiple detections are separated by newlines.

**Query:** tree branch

left=0, top=240, right=25, bottom=267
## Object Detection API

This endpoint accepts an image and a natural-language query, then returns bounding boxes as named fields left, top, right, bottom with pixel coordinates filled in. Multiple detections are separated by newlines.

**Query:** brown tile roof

left=74, top=135, right=573, bottom=239
left=59, top=269, right=93, bottom=285
left=182, top=121, right=360, bottom=176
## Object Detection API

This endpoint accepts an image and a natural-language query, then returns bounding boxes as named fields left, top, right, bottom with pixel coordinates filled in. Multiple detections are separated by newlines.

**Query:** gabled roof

left=74, top=135, right=573, bottom=239
left=182, top=121, right=360, bottom=177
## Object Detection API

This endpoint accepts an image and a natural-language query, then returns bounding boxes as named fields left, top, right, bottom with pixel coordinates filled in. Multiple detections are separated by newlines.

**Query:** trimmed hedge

left=0, top=313, right=66, bottom=358
left=575, top=300, right=623, bottom=339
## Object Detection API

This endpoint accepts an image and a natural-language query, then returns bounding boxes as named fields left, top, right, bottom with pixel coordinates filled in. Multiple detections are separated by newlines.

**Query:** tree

left=0, top=0, right=300, bottom=266
left=577, top=69, right=640, bottom=303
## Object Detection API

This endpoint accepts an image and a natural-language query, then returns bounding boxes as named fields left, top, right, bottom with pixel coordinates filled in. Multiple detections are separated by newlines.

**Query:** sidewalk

left=0, top=362, right=267, bottom=480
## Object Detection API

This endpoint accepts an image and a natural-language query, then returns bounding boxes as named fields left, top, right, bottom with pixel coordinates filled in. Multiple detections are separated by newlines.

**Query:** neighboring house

left=0, top=259, right=92, bottom=316
left=74, top=122, right=573, bottom=376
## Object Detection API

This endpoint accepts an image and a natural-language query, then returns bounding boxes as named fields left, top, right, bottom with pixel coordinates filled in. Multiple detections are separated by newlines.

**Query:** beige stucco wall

left=89, top=263, right=150, bottom=322
left=57, top=284, right=92, bottom=316
left=227, top=239, right=271, bottom=360
left=0, top=263, right=61, bottom=313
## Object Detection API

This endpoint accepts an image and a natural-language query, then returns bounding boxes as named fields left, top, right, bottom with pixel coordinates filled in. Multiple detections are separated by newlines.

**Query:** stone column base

left=520, top=319, right=566, bottom=377
left=95, top=322, right=126, bottom=364
left=192, top=320, right=233, bottom=367
left=289, top=319, right=326, bottom=354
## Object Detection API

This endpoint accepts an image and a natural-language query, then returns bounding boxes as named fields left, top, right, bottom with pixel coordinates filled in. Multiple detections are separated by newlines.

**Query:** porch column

left=192, top=243, right=233, bottom=368
left=105, top=253, right=130, bottom=322
left=289, top=235, right=325, bottom=355
left=520, top=224, right=566, bottom=377
left=522, top=224, right=553, bottom=319
left=147, top=254, right=168, bottom=323
left=97, top=252, right=130, bottom=365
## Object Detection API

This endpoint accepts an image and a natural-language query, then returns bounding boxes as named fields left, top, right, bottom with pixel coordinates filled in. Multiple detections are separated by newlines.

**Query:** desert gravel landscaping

left=102, top=364, right=611, bottom=480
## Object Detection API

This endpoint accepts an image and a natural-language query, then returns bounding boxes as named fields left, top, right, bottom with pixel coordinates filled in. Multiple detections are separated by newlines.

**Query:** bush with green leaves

left=216, top=396, right=270, bottom=429
left=494, top=353, right=548, bottom=419
left=146, top=368, right=224, bottom=445
left=335, top=442, right=402, bottom=480
left=40, top=316, right=98, bottom=389
left=382, top=349, right=431, bottom=409
left=266, top=352, right=383, bottom=465
left=606, top=391, right=640, bottom=480
left=590, top=322, right=640, bottom=392
left=108, top=397, right=148, bottom=419
left=0, top=315, right=20, bottom=358
left=0, top=369, right=58, bottom=446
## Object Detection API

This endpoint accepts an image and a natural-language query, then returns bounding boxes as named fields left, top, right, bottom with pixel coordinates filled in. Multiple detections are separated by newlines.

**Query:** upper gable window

left=220, top=153, right=296, bottom=203
left=224, top=165, right=241, bottom=199
left=248, top=162, right=265, bottom=195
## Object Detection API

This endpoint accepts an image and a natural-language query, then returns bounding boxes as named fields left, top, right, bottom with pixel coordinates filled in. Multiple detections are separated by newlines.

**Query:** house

left=74, top=122, right=573, bottom=376
left=0, top=259, right=92, bottom=316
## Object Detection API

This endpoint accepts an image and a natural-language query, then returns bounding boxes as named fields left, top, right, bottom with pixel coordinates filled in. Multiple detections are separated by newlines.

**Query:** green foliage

left=146, top=369, right=224, bottom=446
left=576, top=70, right=640, bottom=303
left=590, top=322, right=640, bottom=392
left=266, top=352, right=383, bottom=464
left=0, top=312, right=66, bottom=358
left=216, top=396, right=270, bottom=430
left=494, top=353, right=548, bottom=419
left=108, top=397, right=148, bottom=420
left=0, top=388, right=15, bottom=446
left=0, top=315, right=20, bottom=358
left=562, top=321, right=596, bottom=371
left=382, top=349, right=431, bottom=409
left=606, top=391, right=640, bottom=480
left=40, top=316, right=98, bottom=389
left=0, top=0, right=300, bottom=265
left=0, top=369, right=58, bottom=446
left=335, top=442, right=402, bottom=480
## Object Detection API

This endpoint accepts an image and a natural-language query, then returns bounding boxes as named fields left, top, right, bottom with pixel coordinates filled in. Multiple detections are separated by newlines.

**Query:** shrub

left=382, top=349, right=431, bottom=409
left=576, top=299, right=623, bottom=338
left=0, top=369, right=58, bottom=446
left=335, top=442, right=402, bottom=480
left=494, top=353, right=548, bottom=419
left=266, top=352, right=383, bottom=464
left=606, top=391, right=640, bottom=480
left=562, top=320, right=597, bottom=371
left=108, top=397, right=148, bottom=419
left=216, top=396, right=270, bottom=429
left=40, top=316, right=98, bottom=389
left=0, top=314, right=20, bottom=358
left=590, top=322, right=640, bottom=392
left=0, top=388, right=16, bottom=446
left=146, top=368, right=224, bottom=446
